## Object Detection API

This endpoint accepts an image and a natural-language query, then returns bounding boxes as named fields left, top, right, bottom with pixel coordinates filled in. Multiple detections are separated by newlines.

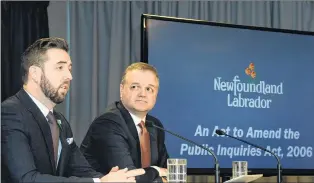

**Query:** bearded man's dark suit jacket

left=1, top=89, right=103, bottom=183
left=80, top=101, right=169, bottom=182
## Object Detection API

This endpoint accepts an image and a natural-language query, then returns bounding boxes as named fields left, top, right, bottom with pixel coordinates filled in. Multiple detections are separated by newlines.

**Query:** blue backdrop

left=147, top=19, right=314, bottom=169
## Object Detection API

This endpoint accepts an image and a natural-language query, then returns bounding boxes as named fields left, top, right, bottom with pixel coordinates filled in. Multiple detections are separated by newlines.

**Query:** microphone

left=215, top=129, right=282, bottom=183
left=146, top=121, right=220, bottom=183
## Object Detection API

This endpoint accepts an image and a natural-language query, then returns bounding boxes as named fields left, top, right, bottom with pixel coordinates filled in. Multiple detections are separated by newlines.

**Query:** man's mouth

left=60, top=84, right=69, bottom=90
left=136, top=100, right=147, bottom=103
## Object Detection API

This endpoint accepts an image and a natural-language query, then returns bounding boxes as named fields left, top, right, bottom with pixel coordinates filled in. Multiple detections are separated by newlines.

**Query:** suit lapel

left=54, top=112, right=69, bottom=176
left=117, top=101, right=142, bottom=167
left=146, top=120, right=158, bottom=165
left=17, top=89, right=56, bottom=173
left=117, top=102, right=140, bottom=142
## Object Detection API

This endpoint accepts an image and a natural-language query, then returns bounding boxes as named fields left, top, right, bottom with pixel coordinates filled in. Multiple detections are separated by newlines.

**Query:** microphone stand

left=149, top=123, right=220, bottom=183
left=216, top=130, right=282, bottom=183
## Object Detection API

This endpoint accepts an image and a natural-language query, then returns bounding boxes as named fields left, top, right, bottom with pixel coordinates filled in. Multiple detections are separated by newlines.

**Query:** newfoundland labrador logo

left=245, top=63, right=256, bottom=79
left=213, top=63, right=283, bottom=109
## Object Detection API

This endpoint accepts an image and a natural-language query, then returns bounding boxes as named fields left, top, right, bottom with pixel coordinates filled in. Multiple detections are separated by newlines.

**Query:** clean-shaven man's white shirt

left=25, top=90, right=100, bottom=182
left=129, top=112, right=146, bottom=136
left=129, top=112, right=161, bottom=174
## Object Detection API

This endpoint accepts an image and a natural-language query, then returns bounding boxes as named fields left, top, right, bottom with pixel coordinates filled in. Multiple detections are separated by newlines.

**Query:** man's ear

left=29, top=65, right=41, bottom=84
left=120, top=84, right=124, bottom=99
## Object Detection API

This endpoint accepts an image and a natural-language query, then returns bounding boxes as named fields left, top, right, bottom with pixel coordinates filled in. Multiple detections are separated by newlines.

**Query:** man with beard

left=1, top=37, right=144, bottom=183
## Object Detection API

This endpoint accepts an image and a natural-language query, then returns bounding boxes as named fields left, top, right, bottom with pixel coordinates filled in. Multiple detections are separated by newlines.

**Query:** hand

left=161, top=176, right=168, bottom=183
left=109, top=166, right=119, bottom=172
left=125, top=168, right=146, bottom=177
left=151, top=166, right=168, bottom=177
left=100, top=166, right=145, bottom=182
left=159, top=168, right=167, bottom=177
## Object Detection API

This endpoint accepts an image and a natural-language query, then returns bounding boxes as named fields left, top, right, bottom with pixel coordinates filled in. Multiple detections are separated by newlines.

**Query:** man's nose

left=65, top=70, right=73, bottom=81
left=138, top=88, right=147, bottom=97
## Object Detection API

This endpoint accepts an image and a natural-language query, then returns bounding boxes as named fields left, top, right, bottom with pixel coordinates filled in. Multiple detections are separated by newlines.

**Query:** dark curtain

left=1, top=1, right=50, bottom=102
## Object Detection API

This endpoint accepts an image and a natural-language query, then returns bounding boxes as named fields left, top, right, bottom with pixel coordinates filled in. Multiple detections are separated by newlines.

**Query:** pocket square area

left=66, top=138, right=73, bottom=145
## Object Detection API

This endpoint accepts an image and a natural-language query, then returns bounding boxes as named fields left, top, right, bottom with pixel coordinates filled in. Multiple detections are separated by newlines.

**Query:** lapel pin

left=57, top=120, right=62, bottom=131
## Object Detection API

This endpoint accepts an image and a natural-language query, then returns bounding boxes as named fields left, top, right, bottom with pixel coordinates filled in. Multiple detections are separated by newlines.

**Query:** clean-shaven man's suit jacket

left=80, top=101, right=169, bottom=182
left=1, top=89, right=103, bottom=183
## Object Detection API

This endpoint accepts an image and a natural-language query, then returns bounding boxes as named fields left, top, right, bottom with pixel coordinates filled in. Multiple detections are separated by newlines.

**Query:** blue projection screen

left=142, top=15, right=314, bottom=175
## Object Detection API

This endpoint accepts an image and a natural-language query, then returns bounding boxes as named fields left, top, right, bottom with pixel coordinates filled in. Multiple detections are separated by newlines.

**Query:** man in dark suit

left=80, top=62, right=169, bottom=182
left=1, top=37, right=144, bottom=183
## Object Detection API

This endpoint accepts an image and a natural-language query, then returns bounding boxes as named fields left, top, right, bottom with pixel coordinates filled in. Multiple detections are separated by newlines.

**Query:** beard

left=40, top=73, right=69, bottom=104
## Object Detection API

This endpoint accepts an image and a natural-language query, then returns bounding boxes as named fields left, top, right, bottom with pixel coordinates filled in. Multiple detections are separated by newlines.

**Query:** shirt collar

left=129, top=112, right=146, bottom=127
left=24, top=89, right=52, bottom=118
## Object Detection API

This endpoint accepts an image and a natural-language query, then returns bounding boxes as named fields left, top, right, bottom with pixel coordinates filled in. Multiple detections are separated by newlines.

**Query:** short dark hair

left=21, top=37, right=69, bottom=84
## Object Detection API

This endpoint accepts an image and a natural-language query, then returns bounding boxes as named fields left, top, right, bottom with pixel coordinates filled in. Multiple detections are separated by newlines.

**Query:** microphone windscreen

left=215, top=129, right=225, bottom=135
left=145, top=120, right=154, bottom=127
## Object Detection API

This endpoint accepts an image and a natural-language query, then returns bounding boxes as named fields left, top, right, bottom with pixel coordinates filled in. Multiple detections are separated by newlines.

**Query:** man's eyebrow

left=130, top=82, right=140, bottom=85
left=130, top=83, right=157, bottom=88
left=148, top=84, right=156, bottom=88
left=56, top=61, right=72, bottom=66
